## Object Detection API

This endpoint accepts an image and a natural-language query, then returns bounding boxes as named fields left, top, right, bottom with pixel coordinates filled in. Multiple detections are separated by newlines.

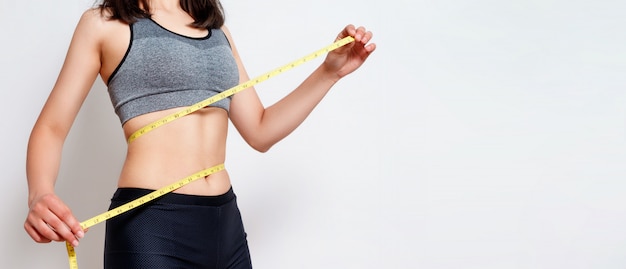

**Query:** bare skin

left=24, top=1, right=375, bottom=249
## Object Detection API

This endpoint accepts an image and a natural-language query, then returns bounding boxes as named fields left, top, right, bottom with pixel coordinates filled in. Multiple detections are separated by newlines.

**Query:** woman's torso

left=98, top=13, right=236, bottom=196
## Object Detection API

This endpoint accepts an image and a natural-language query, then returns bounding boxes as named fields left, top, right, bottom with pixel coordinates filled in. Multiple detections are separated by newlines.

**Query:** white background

left=2, top=0, right=626, bottom=268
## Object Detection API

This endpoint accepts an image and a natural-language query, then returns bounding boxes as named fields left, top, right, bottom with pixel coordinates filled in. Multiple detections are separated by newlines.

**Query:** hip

left=104, top=187, right=252, bottom=268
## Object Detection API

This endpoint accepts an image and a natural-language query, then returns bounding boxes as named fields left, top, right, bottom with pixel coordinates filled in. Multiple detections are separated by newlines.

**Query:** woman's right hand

left=24, top=193, right=85, bottom=247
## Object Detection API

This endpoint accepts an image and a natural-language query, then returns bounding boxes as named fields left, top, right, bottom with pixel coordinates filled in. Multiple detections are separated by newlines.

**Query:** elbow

left=244, top=136, right=275, bottom=153
left=255, top=147, right=271, bottom=153
left=248, top=140, right=273, bottom=153
left=238, top=125, right=281, bottom=153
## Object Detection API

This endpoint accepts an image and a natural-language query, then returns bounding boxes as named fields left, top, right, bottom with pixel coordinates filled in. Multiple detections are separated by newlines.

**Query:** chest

left=107, top=20, right=239, bottom=90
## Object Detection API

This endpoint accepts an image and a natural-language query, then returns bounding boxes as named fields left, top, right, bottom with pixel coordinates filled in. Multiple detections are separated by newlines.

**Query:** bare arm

left=24, top=9, right=104, bottom=247
left=226, top=25, right=376, bottom=152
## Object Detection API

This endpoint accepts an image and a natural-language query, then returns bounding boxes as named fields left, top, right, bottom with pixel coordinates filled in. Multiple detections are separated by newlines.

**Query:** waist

left=118, top=163, right=231, bottom=196
left=111, top=186, right=236, bottom=206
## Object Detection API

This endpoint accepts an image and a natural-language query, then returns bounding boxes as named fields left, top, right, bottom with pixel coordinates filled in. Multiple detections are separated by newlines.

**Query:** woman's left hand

left=323, top=24, right=376, bottom=80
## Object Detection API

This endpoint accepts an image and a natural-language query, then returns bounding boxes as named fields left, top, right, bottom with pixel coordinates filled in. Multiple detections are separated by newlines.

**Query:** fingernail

left=72, top=240, right=80, bottom=247
left=76, top=231, right=84, bottom=239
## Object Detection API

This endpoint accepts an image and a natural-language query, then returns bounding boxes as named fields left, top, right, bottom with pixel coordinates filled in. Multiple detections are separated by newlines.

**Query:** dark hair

left=99, top=0, right=225, bottom=29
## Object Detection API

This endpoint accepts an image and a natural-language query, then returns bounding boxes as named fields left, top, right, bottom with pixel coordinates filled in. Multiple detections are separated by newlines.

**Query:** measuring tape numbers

left=65, top=36, right=355, bottom=269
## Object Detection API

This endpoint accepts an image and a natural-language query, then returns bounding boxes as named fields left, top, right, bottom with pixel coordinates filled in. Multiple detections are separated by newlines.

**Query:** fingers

left=338, top=25, right=373, bottom=43
left=337, top=24, right=376, bottom=55
left=48, top=196, right=85, bottom=244
left=354, top=26, right=371, bottom=43
left=24, top=222, right=52, bottom=244
left=325, top=24, right=376, bottom=78
left=24, top=194, right=84, bottom=247
left=337, top=24, right=356, bottom=40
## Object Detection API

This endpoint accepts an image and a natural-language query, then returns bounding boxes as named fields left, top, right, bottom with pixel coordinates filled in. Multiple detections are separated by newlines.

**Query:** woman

left=24, top=0, right=375, bottom=268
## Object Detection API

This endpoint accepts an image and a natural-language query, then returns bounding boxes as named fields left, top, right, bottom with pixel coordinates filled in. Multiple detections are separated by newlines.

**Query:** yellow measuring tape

left=65, top=36, right=355, bottom=268
left=128, top=35, right=355, bottom=143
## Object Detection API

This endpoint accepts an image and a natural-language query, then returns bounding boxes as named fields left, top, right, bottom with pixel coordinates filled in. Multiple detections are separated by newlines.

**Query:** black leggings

left=104, top=187, right=252, bottom=269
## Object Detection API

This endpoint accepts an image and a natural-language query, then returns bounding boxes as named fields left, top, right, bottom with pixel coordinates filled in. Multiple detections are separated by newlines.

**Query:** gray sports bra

left=107, top=18, right=239, bottom=125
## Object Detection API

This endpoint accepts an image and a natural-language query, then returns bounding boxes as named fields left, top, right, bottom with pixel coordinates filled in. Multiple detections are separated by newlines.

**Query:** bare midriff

left=118, top=106, right=231, bottom=196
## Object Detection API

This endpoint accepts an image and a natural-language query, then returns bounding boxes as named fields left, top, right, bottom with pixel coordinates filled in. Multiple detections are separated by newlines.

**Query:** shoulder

left=77, top=8, right=109, bottom=30
left=74, top=8, right=128, bottom=41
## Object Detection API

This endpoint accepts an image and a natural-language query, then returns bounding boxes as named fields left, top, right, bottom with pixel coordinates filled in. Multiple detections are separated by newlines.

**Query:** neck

left=147, top=0, right=181, bottom=12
